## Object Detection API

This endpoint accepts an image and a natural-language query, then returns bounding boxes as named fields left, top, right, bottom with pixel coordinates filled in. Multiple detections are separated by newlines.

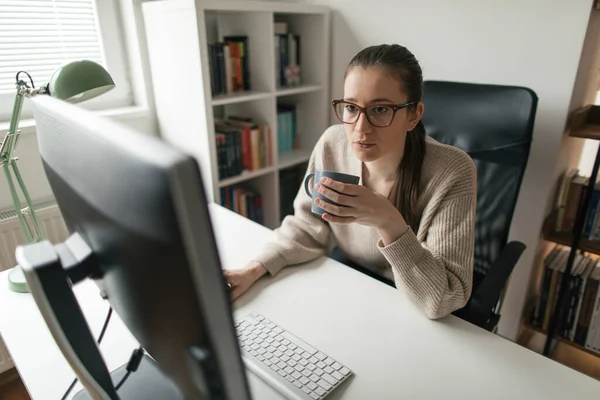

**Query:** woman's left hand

left=315, top=177, right=410, bottom=245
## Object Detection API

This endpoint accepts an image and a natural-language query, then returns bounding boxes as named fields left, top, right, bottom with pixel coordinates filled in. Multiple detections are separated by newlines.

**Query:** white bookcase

left=142, top=0, right=330, bottom=229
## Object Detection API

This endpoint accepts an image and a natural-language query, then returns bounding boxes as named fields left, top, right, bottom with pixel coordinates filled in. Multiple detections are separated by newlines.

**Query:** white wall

left=292, top=0, right=595, bottom=339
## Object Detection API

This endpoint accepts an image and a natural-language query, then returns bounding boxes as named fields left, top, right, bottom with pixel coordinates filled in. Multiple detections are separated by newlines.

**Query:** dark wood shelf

left=568, top=105, right=600, bottom=141
left=523, top=322, right=600, bottom=359
left=542, top=210, right=600, bottom=256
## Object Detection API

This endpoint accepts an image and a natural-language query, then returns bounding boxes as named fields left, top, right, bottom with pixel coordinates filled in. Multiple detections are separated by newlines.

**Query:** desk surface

left=1, top=203, right=599, bottom=399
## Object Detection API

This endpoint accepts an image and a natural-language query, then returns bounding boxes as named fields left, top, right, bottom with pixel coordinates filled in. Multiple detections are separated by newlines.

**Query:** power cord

left=60, top=307, right=113, bottom=400
left=114, top=347, right=145, bottom=391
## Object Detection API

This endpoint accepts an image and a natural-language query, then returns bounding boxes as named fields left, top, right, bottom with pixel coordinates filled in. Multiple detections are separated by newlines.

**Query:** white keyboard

left=235, top=313, right=353, bottom=400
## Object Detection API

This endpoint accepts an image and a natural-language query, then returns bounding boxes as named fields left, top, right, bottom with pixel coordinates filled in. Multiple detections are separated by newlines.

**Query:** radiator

left=0, top=200, right=69, bottom=271
left=0, top=200, right=69, bottom=373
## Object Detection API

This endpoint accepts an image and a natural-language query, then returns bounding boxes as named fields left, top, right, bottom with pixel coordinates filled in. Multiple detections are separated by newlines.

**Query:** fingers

left=322, top=213, right=355, bottom=224
left=315, top=197, right=352, bottom=217
left=315, top=183, right=356, bottom=207
left=320, top=177, right=362, bottom=196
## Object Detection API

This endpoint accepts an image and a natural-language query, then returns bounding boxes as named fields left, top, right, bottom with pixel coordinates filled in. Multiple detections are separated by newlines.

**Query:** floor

left=0, top=370, right=29, bottom=400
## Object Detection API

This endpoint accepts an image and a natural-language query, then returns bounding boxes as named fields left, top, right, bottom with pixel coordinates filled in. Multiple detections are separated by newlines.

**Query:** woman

left=225, top=44, right=477, bottom=319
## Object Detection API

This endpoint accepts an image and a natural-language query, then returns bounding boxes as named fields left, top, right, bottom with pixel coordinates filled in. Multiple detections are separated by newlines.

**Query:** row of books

left=208, top=36, right=250, bottom=97
left=554, top=168, right=600, bottom=239
left=530, top=245, right=600, bottom=354
left=215, top=116, right=272, bottom=180
left=277, top=104, right=300, bottom=154
left=274, top=22, right=301, bottom=88
left=219, top=185, right=263, bottom=225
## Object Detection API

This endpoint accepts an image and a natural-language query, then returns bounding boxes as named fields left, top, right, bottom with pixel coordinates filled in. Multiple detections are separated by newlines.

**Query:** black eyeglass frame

left=331, top=99, right=417, bottom=127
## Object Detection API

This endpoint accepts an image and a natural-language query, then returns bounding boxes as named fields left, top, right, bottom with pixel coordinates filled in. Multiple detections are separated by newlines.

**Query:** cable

left=60, top=307, right=113, bottom=400
left=115, top=347, right=145, bottom=392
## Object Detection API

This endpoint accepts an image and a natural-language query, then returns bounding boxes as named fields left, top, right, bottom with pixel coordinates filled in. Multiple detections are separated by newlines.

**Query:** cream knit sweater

left=252, top=124, right=477, bottom=319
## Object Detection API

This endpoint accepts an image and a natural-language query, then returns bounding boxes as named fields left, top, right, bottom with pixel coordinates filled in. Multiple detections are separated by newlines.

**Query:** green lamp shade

left=48, top=60, right=115, bottom=103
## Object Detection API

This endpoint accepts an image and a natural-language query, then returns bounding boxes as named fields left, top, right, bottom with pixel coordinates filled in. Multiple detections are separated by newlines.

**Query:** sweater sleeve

left=250, top=143, right=332, bottom=276
left=378, top=179, right=476, bottom=319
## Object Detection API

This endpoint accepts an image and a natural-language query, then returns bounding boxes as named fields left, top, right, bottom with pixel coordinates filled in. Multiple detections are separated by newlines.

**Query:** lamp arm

left=0, top=81, right=46, bottom=244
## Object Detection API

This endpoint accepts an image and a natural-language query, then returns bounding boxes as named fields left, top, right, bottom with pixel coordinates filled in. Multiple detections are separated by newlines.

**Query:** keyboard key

left=294, top=381, right=303, bottom=389
left=315, top=368, right=324, bottom=376
left=315, top=387, right=326, bottom=396
left=292, top=371, right=302, bottom=380
left=331, top=371, right=344, bottom=381
left=310, top=374, right=320, bottom=382
left=302, top=387, right=311, bottom=395
left=292, top=354, right=301, bottom=361
left=340, top=367, right=350, bottom=376
left=250, top=350, right=258, bottom=357
left=294, top=364, right=304, bottom=372
left=285, top=375, right=294, bottom=383
left=268, top=331, right=277, bottom=338
left=285, top=350, right=294, bottom=357
left=284, top=366, right=295, bottom=374
left=270, top=363, right=279, bottom=371
left=316, top=361, right=326, bottom=369
left=264, top=360, right=272, bottom=367
left=294, top=348, right=303, bottom=355
left=281, top=355, right=290, bottom=362
left=260, top=342, right=269, bottom=348
left=323, top=366, right=333, bottom=374
left=332, top=362, right=342, bottom=370
left=264, top=352, right=273, bottom=359
left=322, top=373, right=338, bottom=385
left=257, top=348, right=266, bottom=355
left=274, top=327, right=283, bottom=334
left=247, top=317, right=259, bottom=325
left=324, top=357, right=335, bottom=366
left=282, top=331, right=318, bottom=355
left=275, top=335, right=283, bottom=342
left=307, top=382, right=318, bottom=391
left=288, top=360, right=297, bottom=367
left=253, top=313, right=264, bottom=321
left=309, top=356, right=318, bottom=364
left=277, top=370, right=286, bottom=377
left=282, top=339, right=291, bottom=346
left=302, top=369, right=312, bottom=377
left=310, top=393, right=319, bottom=400
left=299, top=358, right=309, bottom=366
left=300, top=376, right=310, bottom=385
left=251, top=344, right=260, bottom=350
left=289, top=343, right=297, bottom=351
left=274, top=350, right=283, bottom=358
left=302, top=351, right=311, bottom=359
left=259, top=333, right=268, bottom=339
left=265, top=337, right=274, bottom=344
left=272, top=357, right=280, bottom=364
left=257, top=355, right=265, bottom=361
left=307, top=363, right=316, bottom=371
left=267, top=322, right=276, bottom=329
left=277, top=362, right=286, bottom=369
left=317, top=379, right=332, bottom=391
left=315, top=352, right=327, bottom=361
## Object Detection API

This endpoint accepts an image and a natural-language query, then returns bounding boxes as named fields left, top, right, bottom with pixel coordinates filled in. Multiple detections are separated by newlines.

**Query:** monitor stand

left=73, top=354, right=186, bottom=400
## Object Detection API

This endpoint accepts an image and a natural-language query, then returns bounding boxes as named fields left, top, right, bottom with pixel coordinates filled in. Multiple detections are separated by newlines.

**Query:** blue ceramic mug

left=304, top=170, right=360, bottom=215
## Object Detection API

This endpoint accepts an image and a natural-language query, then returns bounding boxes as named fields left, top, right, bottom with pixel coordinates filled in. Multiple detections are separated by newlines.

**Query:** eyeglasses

left=331, top=99, right=416, bottom=127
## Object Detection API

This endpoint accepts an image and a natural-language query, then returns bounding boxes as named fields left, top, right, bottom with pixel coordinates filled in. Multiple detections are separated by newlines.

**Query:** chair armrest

left=464, top=241, right=526, bottom=327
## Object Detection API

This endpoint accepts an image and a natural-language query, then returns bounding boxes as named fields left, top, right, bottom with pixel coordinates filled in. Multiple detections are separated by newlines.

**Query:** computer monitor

left=17, top=96, right=251, bottom=400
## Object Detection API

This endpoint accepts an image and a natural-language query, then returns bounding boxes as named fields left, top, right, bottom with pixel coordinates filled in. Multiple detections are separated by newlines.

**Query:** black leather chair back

left=421, top=81, right=538, bottom=291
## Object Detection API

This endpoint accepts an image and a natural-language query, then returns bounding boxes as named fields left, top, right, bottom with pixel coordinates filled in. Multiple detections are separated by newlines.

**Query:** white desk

left=1, top=203, right=600, bottom=399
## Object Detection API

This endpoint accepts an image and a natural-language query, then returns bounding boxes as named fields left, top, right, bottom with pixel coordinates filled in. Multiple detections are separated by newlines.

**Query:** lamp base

left=8, top=265, right=29, bottom=293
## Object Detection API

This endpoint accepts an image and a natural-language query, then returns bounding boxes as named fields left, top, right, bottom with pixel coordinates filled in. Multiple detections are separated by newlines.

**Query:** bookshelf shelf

left=143, top=0, right=330, bottom=227
left=523, top=323, right=600, bottom=358
left=543, top=210, right=600, bottom=256
left=278, top=149, right=311, bottom=170
left=276, top=84, right=323, bottom=97
left=218, top=166, right=275, bottom=188
left=212, top=91, right=272, bottom=106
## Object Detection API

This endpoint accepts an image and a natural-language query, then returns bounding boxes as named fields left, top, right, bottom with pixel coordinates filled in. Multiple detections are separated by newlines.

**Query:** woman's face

left=341, top=66, right=423, bottom=164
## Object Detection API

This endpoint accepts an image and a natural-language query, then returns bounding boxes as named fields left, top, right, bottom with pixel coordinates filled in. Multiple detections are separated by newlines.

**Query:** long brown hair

left=345, top=44, right=426, bottom=231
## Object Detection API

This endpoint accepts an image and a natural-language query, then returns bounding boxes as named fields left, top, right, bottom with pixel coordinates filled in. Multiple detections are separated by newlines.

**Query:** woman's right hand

left=224, top=261, right=267, bottom=300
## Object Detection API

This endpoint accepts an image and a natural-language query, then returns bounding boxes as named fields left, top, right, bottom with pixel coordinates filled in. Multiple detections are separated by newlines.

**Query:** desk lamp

left=1, top=60, right=115, bottom=293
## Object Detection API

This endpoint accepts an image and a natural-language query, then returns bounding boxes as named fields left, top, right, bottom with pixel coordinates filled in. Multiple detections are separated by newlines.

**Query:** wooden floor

left=0, top=369, right=29, bottom=400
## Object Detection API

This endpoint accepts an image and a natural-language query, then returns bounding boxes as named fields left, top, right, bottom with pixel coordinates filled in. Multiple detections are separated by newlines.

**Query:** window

left=0, top=0, right=132, bottom=122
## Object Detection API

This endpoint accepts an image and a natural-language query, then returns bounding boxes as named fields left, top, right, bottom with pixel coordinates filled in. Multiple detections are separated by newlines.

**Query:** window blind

left=0, top=0, right=106, bottom=94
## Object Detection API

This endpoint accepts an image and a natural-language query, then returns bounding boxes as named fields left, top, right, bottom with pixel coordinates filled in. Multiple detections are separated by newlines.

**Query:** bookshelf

left=142, top=0, right=330, bottom=229
left=522, top=105, right=600, bottom=379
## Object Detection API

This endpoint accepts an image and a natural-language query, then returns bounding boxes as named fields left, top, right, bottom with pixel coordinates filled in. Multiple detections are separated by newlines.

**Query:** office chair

left=331, top=80, right=538, bottom=332
left=422, top=80, right=538, bottom=331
